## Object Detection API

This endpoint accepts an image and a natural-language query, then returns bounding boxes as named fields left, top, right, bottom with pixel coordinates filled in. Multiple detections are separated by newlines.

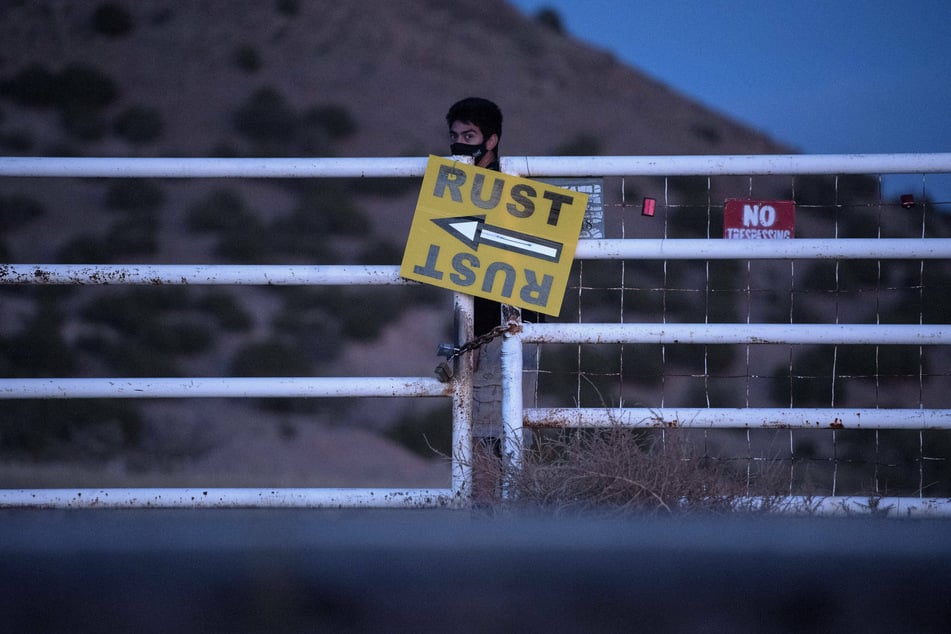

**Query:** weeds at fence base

left=483, top=425, right=792, bottom=517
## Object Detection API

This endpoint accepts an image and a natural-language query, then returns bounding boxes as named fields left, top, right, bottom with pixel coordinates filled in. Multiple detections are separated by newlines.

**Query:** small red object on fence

left=642, top=197, right=656, bottom=217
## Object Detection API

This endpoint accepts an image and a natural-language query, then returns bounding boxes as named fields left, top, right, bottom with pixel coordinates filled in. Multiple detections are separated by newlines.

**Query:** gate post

left=501, top=305, right=524, bottom=498
left=451, top=292, right=474, bottom=503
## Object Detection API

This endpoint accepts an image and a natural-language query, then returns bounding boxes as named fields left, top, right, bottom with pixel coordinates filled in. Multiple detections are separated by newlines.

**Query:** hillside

left=9, top=0, right=941, bottom=490
left=0, top=0, right=789, bottom=160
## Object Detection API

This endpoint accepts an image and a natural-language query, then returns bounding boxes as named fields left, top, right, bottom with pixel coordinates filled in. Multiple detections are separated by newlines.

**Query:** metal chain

left=445, top=323, right=513, bottom=362
left=434, top=322, right=519, bottom=382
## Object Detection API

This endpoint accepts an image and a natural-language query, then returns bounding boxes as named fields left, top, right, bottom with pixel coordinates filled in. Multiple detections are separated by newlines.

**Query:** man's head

left=446, top=97, right=502, bottom=168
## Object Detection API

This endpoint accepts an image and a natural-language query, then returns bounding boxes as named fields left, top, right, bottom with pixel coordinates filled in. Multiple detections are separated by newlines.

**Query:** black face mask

left=450, top=142, right=487, bottom=161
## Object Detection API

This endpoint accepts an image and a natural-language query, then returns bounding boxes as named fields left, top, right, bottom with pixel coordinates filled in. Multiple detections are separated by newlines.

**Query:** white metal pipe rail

left=0, top=264, right=406, bottom=285
left=0, top=156, right=432, bottom=178
left=723, top=495, right=951, bottom=517
left=0, top=377, right=450, bottom=400
left=520, top=323, right=951, bottom=346
left=506, top=153, right=951, bottom=177
left=3, top=153, right=951, bottom=178
left=574, top=238, right=951, bottom=260
left=0, top=488, right=458, bottom=509
left=4, top=237, right=951, bottom=288
left=523, top=408, right=951, bottom=430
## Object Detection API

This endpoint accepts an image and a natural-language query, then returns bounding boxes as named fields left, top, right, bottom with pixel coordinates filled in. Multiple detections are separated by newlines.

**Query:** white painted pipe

left=0, top=488, right=459, bottom=509
left=0, top=377, right=451, bottom=399
left=451, top=292, right=475, bottom=498
left=742, top=496, right=951, bottom=517
left=1, top=486, right=946, bottom=515
left=501, top=332, right=524, bottom=478
left=0, top=264, right=406, bottom=285
left=520, top=323, right=950, bottom=345
left=3, top=154, right=951, bottom=178
left=0, top=156, right=431, bottom=178
left=523, top=407, right=951, bottom=430
left=574, top=238, right=951, bottom=260
left=5, top=238, right=949, bottom=288
left=503, top=153, right=951, bottom=177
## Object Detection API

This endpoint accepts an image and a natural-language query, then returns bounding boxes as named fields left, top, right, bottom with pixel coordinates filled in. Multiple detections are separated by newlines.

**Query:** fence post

left=501, top=306, right=525, bottom=498
left=451, top=292, right=474, bottom=502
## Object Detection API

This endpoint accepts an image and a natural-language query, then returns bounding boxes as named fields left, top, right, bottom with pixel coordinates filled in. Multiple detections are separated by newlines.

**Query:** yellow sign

left=400, top=156, right=589, bottom=316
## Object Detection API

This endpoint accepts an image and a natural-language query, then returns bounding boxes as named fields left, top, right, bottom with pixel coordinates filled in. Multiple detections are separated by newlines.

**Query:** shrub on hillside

left=56, top=214, right=159, bottom=262
left=690, top=121, right=722, bottom=145
left=0, top=64, right=60, bottom=107
left=105, top=214, right=160, bottom=256
left=270, top=289, right=346, bottom=362
left=54, top=64, right=119, bottom=110
left=275, top=0, right=300, bottom=16
left=301, top=104, right=357, bottom=140
left=91, top=3, right=135, bottom=37
left=75, top=287, right=226, bottom=375
left=534, top=8, right=564, bottom=34
left=105, top=178, right=165, bottom=213
left=186, top=188, right=258, bottom=232
left=279, top=184, right=370, bottom=235
left=60, top=103, right=109, bottom=140
left=233, top=87, right=297, bottom=146
left=0, top=400, right=142, bottom=459
left=113, top=105, right=164, bottom=144
left=233, top=45, right=262, bottom=73
left=194, top=290, right=253, bottom=331
left=551, top=133, right=601, bottom=156
left=1, top=304, right=76, bottom=377
left=0, top=194, right=45, bottom=230
left=385, top=404, right=453, bottom=458
left=230, top=339, right=313, bottom=377
left=232, top=86, right=358, bottom=156
left=0, top=63, right=119, bottom=140
left=0, top=129, right=34, bottom=153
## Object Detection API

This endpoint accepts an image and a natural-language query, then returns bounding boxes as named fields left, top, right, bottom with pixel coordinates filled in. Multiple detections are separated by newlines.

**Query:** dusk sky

left=510, top=1, right=950, bottom=155
left=509, top=1, right=951, bottom=202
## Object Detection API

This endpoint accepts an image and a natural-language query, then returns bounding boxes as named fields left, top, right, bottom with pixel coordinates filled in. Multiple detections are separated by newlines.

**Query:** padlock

left=436, top=343, right=458, bottom=358
left=434, top=361, right=454, bottom=383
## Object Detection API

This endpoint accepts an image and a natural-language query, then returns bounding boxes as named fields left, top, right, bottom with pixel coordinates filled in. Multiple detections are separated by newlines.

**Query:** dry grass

left=492, top=426, right=788, bottom=517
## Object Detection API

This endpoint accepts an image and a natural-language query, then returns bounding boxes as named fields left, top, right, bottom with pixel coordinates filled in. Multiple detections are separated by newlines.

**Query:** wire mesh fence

left=525, top=171, right=951, bottom=498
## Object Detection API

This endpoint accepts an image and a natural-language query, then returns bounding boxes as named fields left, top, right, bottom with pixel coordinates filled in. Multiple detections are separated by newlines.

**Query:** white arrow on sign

left=432, top=215, right=563, bottom=262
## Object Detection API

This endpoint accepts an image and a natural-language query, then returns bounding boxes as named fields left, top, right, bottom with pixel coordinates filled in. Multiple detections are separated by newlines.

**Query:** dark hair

left=446, top=97, right=502, bottom=141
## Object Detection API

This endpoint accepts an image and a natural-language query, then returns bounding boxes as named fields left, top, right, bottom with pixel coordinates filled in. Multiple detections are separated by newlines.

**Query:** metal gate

left=2, top=153, right=951, bottom=514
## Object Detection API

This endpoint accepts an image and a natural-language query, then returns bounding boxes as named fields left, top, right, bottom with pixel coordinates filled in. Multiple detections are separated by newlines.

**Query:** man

left=445, top=97, right=508, bottom=505
left=445, top=97, right=543, bottom=333
left=445, top=97, right=506, bottom=336
left=446, top=96, right=502, bottom=171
